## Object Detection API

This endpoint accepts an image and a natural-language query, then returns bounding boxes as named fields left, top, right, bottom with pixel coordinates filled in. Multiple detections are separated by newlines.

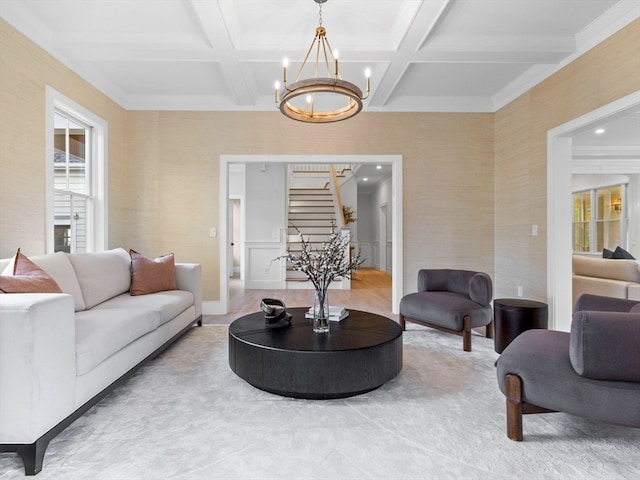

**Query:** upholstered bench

left=496, top=295, right=640, bottom=440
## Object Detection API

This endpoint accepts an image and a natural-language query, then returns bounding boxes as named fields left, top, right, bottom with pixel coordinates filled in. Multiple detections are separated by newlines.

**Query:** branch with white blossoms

left=276, top=224, right=365, bottom=293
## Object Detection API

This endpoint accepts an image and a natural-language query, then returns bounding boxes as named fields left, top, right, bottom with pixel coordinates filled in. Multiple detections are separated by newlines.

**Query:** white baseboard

left=202, top=301, right=225, bottom=315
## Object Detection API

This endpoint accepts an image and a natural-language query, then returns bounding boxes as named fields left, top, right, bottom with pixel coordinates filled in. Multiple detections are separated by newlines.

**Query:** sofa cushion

left=129, top=250, right=177, bottom=296
left=0, top=249, right=63, bottom=294
left=570, top=310, right=640, bottom=382
left=2, top=251, right=86, bottom=311
left=69, top=248, right=131, bottom=309
left=400, top=291, right=492, bottom=330
left=572, top=255, right=640, bottom=283
left=93, top=290, right=194, bottom=325
left=75, top=308, right=160, bottom=375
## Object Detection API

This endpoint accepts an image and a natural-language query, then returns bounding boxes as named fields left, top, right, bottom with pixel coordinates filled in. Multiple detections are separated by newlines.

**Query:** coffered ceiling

left=2, top=0, right=638, bottom=113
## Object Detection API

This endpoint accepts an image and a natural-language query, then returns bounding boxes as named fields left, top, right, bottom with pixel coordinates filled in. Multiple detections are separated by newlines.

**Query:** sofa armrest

left=175, top=263, right=202, bottom=318
left=574, top=293, right=640, bottom=313
left=570, top=310, right=640, bottom=382
left=0, top=294, right=76, bottom=444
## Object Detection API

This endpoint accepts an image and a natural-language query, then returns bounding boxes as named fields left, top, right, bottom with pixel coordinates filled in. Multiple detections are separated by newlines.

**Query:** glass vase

left=312, top=288, right=330, bottom=333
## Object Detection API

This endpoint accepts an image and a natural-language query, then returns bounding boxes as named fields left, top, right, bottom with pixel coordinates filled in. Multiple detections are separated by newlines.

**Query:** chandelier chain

left=318, top=3, right=322, bottom=26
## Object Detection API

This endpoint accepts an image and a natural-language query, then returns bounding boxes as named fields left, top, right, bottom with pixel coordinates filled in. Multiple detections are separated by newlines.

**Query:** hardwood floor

left=202, top=267, right=397, bottom=324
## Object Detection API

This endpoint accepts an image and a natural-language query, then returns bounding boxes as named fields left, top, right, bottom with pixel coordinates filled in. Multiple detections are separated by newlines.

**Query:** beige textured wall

left=3, top=13, right=637, bottom=306
left=127, top=111, right=495, bottom=300
left=0, top=19, right=128, bottom=257
left=495, top=18, right=640, bottom=301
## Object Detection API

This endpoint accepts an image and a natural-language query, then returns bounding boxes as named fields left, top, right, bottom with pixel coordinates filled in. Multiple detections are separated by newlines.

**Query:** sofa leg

left=462, top=315, right=472, bottom=352
left=399, top=313, right=406, bottom=331
left=485, top=318, right=494, bottom=339
left=15, top=438, right=49, bottom=475
left=505, top=374, right=524, bottom=441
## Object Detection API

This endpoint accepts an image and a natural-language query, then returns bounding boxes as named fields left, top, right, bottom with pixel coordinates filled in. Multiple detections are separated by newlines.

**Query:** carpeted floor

left=1, top=325, right=639, bottom=480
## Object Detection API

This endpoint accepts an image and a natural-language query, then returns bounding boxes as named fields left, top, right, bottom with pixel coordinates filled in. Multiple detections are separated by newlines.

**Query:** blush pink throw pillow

left=129, top=249, right=177, bottom=296
left=0, top=248, right=63, bottom=293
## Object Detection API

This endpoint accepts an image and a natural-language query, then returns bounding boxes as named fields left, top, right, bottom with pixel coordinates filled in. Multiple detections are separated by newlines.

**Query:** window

left=573, top=184, right=626, bottom=253
left=46, top=88, right=107, bottom=253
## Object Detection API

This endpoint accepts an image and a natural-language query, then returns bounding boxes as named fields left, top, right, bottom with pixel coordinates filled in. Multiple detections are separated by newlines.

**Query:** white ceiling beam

left=186, top=0, right=255, bottom=106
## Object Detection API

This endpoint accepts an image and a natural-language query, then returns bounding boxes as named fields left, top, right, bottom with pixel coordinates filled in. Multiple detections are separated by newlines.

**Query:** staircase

left=286, top=186, right=337, bottom=283
left=284, top=164, right=356, bottom=287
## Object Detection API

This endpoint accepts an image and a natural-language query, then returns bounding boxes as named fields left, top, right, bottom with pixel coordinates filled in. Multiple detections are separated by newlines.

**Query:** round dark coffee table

left=228, top=308, right=403, bottom=399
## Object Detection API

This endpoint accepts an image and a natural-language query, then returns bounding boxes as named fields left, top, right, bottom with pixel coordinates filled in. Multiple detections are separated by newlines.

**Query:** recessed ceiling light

left=595, top=128, right=605, bottom=134
left=363, top=177, right=368, bottom=181
left=376, top=165, right=382, bottom=169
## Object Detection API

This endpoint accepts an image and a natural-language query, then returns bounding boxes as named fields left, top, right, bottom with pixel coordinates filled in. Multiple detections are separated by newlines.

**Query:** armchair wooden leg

left=505, top=373, right=524, bottom=441
left=399, top=313, right=406, bottom=330
left=462, top=315, right=472, bottom=352
left=485, top=318, right=494, bottom=339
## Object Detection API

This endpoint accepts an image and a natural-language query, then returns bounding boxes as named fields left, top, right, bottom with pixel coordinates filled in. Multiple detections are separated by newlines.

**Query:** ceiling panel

left=393, top=62, right=533, bottom=98
left=1, top=0, right=637, bottom=112
left=94, top=61, right=230, bottom=95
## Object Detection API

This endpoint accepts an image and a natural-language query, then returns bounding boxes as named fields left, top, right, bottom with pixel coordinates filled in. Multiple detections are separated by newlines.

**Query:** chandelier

left=274, top=0, right=371, bottom=123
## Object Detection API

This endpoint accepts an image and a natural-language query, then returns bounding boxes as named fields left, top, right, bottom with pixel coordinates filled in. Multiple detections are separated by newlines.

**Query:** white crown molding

left=572, top=158, right=640, bottom=174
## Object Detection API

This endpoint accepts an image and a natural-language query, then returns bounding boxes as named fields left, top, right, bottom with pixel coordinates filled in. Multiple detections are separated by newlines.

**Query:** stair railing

left=330, top=164, right=346, bottom=227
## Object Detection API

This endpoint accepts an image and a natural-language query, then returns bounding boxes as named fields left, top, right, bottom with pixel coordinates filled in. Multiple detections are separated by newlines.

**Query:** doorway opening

left=547, top=90, right=640, bottom=331
left=218, top=155, right=403, bottom=315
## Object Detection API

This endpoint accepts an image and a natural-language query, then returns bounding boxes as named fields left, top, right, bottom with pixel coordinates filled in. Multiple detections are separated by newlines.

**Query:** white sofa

left=0, top=248, right=202, bottom=475
left=572, top=254, right=640, bottom=309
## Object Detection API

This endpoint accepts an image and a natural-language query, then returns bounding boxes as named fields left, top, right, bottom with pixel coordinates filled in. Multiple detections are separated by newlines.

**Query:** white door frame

left=216, top=155, right=403, bottom=315
left=547, top=90, right=640, bottom=331
left=378, top=203, right=388, bottom=272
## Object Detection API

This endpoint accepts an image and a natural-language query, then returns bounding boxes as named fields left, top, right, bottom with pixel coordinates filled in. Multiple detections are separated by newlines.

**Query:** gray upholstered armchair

left=399, top=269, right=494, bottom=351
left=496, top=294, right=640, bottom=441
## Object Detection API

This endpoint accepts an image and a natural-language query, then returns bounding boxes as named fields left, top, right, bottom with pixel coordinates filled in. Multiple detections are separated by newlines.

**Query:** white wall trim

left=547, top=90, right=640, bottom=331
left=202, top=301, right=225, bottom=315
left=219, top=154, right=403, bottom=315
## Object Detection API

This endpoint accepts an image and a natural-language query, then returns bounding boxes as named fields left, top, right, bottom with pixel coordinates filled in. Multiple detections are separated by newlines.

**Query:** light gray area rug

left=1, top=325, right=639, bottom=480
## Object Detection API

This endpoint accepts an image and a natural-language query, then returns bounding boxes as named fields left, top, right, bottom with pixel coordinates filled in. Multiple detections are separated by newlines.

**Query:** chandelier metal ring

left=279, top=78, right=363, bottom=123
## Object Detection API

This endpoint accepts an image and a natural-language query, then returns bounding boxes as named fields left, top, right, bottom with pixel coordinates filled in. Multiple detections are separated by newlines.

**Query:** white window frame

left=46, top=87, right=108, bottom=253
left=572, top=183, right=628, bottom=254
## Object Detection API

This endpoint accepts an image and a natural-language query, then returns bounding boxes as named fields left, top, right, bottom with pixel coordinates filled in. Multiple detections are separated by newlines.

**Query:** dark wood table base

left=229, top=308, right=403, bottom=399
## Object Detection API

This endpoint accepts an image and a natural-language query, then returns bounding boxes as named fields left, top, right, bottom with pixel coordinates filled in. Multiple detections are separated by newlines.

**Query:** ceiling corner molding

left=492, top=1, right=640, bottom=112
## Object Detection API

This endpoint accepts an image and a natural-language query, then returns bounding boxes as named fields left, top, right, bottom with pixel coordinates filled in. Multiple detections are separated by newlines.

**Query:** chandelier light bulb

left=274, top=81, right=281, bottom=103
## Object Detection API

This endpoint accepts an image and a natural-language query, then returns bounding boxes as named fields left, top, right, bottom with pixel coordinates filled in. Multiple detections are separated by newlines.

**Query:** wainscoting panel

left=245, top=242, right=286, bottom=289
left=357, top=242, right=373, bottom=268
